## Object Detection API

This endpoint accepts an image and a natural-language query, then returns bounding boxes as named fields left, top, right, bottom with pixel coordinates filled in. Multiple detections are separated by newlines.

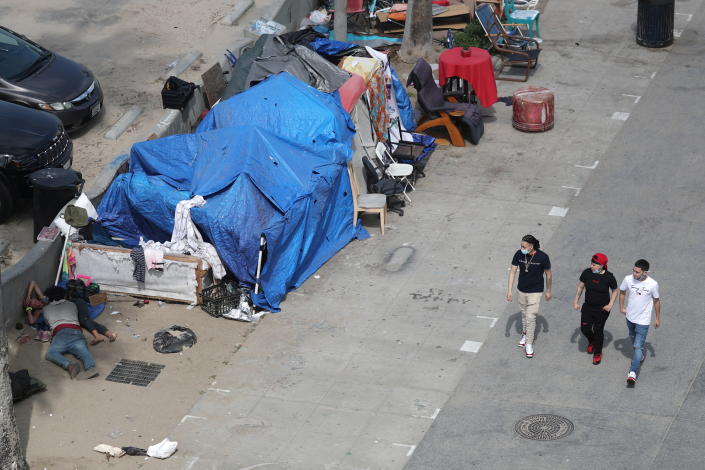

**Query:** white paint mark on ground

left=674, top=29, right=683, bottom=38
left=561, top=186, right=582, bottom=197
left=612, top=111, right=630, bottom=121
left=548, top=206, right=569, bottom=217
left=675, top=12, right=693, bottom=21
left=651, top=71, right=657, bottom=79
left=413, top=407, right=441, bottom=420
left=476, top=315, right=498, bottom=328
left=575, top=160, right=599, bottom=169
left=207, top=387, right=232, bottom=394
left=460, top=340, right=483, bottom=353
left=622, top=94, right=642, bottom=104
left=179, top=415, right=208, bottom=425
left=185, top=457, right=200, bottom=470
left=393, top=443, right=417, bottom=456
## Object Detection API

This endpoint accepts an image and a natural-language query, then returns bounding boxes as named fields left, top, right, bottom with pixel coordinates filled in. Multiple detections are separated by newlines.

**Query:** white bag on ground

left=147, top=438, right=178, bottom=459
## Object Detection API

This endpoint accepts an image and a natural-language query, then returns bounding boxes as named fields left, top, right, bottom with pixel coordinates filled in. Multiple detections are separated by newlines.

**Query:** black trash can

left=29, top=168, right=84, bottom=240
left=637, top=0, right=674, bottom=47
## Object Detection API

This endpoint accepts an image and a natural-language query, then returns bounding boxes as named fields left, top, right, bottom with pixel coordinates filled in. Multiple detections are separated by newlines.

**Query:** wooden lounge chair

left=406, top=58, right=468, bottom=147
left=475, top=3, right=541, bottom=82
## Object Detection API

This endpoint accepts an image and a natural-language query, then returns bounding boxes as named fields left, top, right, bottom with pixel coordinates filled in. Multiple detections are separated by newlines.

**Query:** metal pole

left=334, top=0, right=348, bottom=41
left=254, top=235, right=266, bottom=294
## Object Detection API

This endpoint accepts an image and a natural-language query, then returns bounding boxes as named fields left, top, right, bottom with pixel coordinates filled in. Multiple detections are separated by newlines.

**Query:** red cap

left=591, top=253, right=608, bottom=268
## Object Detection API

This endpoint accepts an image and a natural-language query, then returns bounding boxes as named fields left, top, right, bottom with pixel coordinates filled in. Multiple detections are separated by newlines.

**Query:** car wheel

left=0, top=179, right=15, bottom=222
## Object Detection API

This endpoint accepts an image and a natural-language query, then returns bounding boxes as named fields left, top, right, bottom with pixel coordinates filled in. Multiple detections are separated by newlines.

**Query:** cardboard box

left=89, top=292, right=108, bottom=307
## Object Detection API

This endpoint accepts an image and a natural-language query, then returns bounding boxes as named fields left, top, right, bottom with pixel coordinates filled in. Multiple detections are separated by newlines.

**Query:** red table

left=438, top=47, right=498, bottom=108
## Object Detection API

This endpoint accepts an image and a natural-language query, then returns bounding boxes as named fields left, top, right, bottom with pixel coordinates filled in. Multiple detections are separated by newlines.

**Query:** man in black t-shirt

left=573, top=253, right=618, bottom=365
left=506, top=234, right=552, bottom=358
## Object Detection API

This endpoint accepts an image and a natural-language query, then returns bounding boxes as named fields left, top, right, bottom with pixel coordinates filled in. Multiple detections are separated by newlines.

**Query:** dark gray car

left=0, top=25, right=103, bottom=132
left=0, top=101, right=73, bottom=221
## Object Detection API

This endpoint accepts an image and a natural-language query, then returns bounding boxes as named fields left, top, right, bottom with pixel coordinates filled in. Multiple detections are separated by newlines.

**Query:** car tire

left=0, top=179, right=15, bottom=222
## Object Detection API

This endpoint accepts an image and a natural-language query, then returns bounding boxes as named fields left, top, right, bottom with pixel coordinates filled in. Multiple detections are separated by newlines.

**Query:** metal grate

left=105, top=359, right=165, bottom=387
left=515, top=414, right=574, bottom=441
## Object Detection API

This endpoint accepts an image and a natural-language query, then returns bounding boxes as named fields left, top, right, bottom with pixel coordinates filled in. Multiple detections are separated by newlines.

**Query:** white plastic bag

left=310, top=9, right=329, bottom=24
left=53, top=193, right=98, bottom=236
left=147, top=438, right=178, bottom=459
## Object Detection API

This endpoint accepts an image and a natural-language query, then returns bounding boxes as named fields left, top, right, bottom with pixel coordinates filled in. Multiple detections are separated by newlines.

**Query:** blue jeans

left=45, top=328, right=95, bottom=370
left=626, top=319, right=649, bottom=375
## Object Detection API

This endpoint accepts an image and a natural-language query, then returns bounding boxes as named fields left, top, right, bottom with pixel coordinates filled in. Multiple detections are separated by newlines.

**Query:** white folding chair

left=374, top=141, right=415, bottom=203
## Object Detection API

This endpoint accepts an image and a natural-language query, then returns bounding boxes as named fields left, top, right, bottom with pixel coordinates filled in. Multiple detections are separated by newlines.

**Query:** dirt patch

left=9, top=295, right=254, bottom=469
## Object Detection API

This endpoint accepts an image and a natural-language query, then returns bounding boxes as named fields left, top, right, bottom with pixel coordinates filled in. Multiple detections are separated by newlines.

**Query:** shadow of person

left=570, top=327, right=615, bottom=352
left=504, top=311, right=549, bottom=341
left=613, top=337, right=656, bottom=360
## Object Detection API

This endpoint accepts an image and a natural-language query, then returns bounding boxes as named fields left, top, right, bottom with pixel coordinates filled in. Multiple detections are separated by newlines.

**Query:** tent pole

left=334, top=0, right=348, bottom=41
left=254, top=235, right=265, bottom=294
left=53, top=227, right=72, bottom=286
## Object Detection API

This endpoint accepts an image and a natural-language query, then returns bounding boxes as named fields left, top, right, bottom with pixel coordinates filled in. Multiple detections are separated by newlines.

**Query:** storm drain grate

left=105, top=359, right=165, bottom=387
left=515, top=414, right=574, bottom=441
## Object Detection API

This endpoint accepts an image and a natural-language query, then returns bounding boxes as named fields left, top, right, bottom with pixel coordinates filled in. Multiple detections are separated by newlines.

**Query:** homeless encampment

left=98, top=73, right=366, bottom=311
left=223, top=33, right=351, bottom=99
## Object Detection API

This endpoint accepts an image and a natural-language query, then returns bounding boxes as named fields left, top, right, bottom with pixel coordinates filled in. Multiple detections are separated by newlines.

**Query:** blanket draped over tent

left=98, top=73, right=367, bottom=311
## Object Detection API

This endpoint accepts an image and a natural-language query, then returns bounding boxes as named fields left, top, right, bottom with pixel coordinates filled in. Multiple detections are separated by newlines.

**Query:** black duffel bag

left=161, top=76, right=198, bottom=110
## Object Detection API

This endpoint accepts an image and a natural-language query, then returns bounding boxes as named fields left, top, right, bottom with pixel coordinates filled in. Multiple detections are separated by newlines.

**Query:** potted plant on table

left=453, top=18, right=493, bottom=53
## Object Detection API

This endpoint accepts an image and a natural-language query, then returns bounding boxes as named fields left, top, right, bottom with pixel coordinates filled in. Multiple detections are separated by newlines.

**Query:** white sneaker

left=518, top=334, right=527, bottom=348
left=525, top=343, right=534, bottom=358
left=627, top=371, right=637, bottom=385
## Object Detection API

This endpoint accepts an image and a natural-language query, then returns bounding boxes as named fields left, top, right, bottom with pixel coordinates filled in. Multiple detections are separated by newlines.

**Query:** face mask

left=592, top=268, right=601, bottom=274
left=520, top=249, right=529, bottom=255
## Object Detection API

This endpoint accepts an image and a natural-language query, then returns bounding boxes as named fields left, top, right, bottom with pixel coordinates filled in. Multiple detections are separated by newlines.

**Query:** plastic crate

left=200, top=282, right=240, bottom=318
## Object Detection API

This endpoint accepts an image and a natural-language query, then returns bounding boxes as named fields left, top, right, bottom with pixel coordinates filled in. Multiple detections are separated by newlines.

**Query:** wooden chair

left=406, top=59, right=467, bottom=147
left=347, top=162, right=386, bottom=235
left=475, top=3, right=541, bottom=82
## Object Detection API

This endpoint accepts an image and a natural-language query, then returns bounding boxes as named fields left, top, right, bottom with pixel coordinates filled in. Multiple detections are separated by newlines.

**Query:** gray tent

left=223, top=35, right=351, bottom=100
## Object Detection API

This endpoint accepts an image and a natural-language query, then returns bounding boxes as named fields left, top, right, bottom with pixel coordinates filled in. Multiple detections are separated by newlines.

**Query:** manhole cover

left=515, top=414, right=574, bottom=440
left=106, top=359, right=165, bottom=387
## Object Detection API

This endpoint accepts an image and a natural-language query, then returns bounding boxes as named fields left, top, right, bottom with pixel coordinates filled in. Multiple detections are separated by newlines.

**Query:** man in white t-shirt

left=619, top=259, right=660, bottom=386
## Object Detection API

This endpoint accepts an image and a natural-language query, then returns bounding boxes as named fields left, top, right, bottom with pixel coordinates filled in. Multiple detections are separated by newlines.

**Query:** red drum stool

left=512, top=87, right=554, bottom=132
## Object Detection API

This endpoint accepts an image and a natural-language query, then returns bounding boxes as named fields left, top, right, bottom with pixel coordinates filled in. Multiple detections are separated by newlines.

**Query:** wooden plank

left=74, top=243, right=203, bottom=265
left=380, top=22, right=470, bottom=34
left=377, top=3, right=470, bottom=22
left=201, top=62, right=227, bottom=109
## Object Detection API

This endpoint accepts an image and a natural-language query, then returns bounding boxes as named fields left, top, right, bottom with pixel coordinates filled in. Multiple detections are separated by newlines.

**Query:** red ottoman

left=512, top=87, right=554, bottom=132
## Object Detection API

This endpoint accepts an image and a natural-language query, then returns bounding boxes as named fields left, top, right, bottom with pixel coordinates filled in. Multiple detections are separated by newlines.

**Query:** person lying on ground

left=24, top=280, right=51, bottom=342
left=42, top=286, right=98, bottom=379
left=72, top=297, right=117, bottom=345
left=27, top=280, right=117, bottom=345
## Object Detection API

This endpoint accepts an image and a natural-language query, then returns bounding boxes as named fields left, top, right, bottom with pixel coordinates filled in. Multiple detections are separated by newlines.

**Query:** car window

left=0, top=28, right=46, bottom=80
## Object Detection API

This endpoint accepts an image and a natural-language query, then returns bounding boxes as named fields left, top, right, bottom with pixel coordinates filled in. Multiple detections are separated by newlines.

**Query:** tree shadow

left=569, top=327, right=614, bottom=352
left=504, top=311, right=549, bottom=342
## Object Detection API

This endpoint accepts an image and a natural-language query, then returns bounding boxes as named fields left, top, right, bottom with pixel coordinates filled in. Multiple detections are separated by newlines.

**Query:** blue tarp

left=98, top=74, right=367, bottom=311
left=198, top=73, right=356, bottom=151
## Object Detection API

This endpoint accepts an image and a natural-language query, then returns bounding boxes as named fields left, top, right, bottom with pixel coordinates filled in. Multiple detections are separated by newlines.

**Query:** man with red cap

left=573, top=253, right=618, bottom=365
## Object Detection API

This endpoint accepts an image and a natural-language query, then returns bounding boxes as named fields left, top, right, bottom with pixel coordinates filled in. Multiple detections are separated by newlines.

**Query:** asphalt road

left=406, top=1, right=705, bottom=469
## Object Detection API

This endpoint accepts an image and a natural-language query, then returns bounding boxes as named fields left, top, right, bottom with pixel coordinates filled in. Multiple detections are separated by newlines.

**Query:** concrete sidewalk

left=407, top=0, right=705, bottom=469
left=142, top=0, right=702, bottom=468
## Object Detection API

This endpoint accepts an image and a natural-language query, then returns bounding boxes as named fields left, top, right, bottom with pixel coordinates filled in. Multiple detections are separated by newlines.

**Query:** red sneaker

left=587, top=344, right=594, bottom=354
left=592, top=353, right=602, bottom=365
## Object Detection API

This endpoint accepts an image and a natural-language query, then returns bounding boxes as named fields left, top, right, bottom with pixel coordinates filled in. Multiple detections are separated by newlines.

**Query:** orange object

left=512, top=87, right=554, bottom=132
left=388, top=12, right=406, bottom=21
